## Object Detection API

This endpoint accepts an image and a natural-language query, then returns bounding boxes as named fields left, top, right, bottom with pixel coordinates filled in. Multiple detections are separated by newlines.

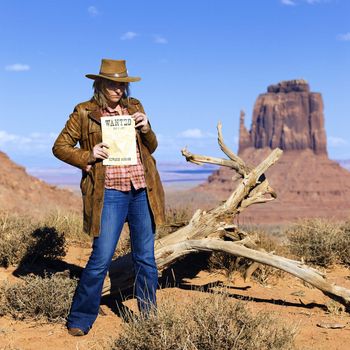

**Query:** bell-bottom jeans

left=67, top=187, right=158, bottom=333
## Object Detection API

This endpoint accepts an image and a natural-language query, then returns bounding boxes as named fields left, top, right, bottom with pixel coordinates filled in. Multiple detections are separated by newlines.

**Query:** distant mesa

left=239, top=79, right=327, bottom=155
left=196, top=79, right=350, bottom=224
left=267, top=79, right=310, bottom=93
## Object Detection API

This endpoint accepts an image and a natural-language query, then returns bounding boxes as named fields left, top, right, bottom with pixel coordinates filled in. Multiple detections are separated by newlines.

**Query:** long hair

left=92, top=78, right=130, bottom=109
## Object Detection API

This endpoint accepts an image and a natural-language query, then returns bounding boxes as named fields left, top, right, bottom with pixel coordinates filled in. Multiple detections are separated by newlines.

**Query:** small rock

left=316, top=323, right=346, bottom=329
left=291, top=290, right=305, bottom=297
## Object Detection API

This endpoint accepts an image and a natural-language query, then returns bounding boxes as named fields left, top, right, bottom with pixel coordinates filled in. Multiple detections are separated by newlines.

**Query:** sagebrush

left=0, top=273, right=77, bottom=322
left=0, top=214, right=66, bottom=267
left=0, top=211, right=87, bottom=268
left=112, top=292, right=296, bottom=350
left=287, top=218, right=350, bottom=267
left=39, top=210, right=88, bottom=242
left=0, top=213, right=34, bottom=267
left=156, top=206, right=191, bottom=239
left=209, top=229, right=286, bottom=284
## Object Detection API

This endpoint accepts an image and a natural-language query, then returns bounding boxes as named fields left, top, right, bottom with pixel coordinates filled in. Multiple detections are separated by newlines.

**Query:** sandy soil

left=1, top=243, right=350, bottom=350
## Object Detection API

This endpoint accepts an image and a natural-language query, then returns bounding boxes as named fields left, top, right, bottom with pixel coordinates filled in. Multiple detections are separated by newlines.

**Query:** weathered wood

left=102, top=122, right=350, bottom=308
left=104, top=238, right=350, bottom=306
left=217, top=121, right=248, bottom=176
left=154, top=239, right=350, bottom=305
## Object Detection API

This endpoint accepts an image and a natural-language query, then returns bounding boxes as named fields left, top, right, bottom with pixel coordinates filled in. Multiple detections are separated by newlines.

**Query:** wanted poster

left=101, top=115, right=137, bottom=166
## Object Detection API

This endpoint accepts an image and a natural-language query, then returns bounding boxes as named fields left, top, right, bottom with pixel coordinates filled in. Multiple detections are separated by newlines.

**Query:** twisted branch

left=103, top=121, right=350, bottom=309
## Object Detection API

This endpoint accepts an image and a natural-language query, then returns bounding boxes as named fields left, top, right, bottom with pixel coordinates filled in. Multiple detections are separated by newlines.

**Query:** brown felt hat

left=86, top=59, right=141, bottom=82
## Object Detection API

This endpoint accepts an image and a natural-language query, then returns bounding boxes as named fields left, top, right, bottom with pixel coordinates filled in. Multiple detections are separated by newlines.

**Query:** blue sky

left=0, top=0, right=349, bottom=169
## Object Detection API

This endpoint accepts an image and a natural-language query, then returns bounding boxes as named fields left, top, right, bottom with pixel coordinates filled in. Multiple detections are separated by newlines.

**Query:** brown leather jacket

left=52, top=97, right=165, bottom=237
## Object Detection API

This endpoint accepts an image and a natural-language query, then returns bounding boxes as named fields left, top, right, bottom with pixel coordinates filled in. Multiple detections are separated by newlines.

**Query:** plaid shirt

left=102, top=105, right=146, bottom=191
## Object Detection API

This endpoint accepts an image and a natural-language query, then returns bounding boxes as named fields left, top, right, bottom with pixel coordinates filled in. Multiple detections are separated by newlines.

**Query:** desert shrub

left=39, top=210, right=88, bottom=243
left=249, top=231, right=287, bottom=284
left=112, top=293, right=296, bottom=350
left=25, top=226, right=66, bottom=264
left=0, top=212, right=68, bottom=267
left=287, top=218, right=350, bottom=267
left=0, top=273, right=77, bottom=322
left=0, top=212, right=76, bottom=267
left=209, top=251, right=238, bottom=279
left=0, top=213, right=35, bottom=267
left=156, top=206, right=192, bottom=239
left=256, top=230, right=287, bottom=254
left=338, top=220, right=350, bottom=265
left=209, top=229, right=286, bottom=284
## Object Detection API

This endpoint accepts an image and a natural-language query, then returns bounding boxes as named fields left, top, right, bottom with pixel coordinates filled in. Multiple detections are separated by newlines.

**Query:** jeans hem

left=66, top=322, right=91, bottom=334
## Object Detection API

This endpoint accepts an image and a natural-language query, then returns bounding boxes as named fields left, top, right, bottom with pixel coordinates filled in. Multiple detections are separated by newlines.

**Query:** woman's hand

left=84, top=142, right=109, bottom=171
left=132, top=112, right=150, bottom=133
left=93, top=142, right=109, bottom=160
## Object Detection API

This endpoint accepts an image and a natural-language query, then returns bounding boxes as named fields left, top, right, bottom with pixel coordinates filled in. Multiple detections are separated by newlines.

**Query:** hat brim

left=85, top=74, right=141, bottom=82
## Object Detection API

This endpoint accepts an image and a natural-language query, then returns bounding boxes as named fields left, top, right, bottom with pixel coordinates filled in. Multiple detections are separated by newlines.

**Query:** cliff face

left=197, top=149, right=350, bottom=224
left=239, top=79, right=327, bottom=155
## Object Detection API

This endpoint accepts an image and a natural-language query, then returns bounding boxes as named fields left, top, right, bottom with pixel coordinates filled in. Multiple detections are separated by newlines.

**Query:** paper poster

left=101, top=115, right=137, bottom=166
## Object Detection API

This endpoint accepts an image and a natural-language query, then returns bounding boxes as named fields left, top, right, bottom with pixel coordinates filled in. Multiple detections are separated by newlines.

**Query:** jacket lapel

left=86, top=100, right=102, bottom=124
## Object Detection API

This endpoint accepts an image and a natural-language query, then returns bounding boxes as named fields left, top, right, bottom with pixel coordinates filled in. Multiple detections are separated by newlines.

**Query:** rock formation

left=195, top=80, right=350, bottom=224
left=238, top=79, right=327, bottom=155
left=0, top=151, right=81, bottom=218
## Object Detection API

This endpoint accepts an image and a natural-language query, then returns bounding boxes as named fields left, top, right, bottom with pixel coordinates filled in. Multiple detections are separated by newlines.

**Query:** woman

left=52, top=58, right=165, bottom=336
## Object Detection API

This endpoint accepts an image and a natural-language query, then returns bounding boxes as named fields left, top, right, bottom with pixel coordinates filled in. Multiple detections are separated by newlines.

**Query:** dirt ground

left=1, top=243, right=350, bottom=350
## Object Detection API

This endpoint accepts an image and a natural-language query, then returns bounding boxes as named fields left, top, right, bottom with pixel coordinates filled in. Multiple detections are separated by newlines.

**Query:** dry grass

left=112, top=292, right=296, bottom=350
left=0, top=273, right=77, bottom=322
left=209, top=251, right=238, bottom=279
left=0, top=210, right=90, bottom=268
left=338, top=220, right=350, bottom=265
left=0, top=212, right=67, bottom=267
left=287, top=218, right=350, bottom=267
left=156, top=206, right=192, bottom=239
left=0, top=212, right=34, bottom=267
left=38, top=210, right=89, bottom=243
left=25, top=227, right=66, bottom=267
left=113, top=225, right=131, bottom=259
left=209, top=229, right=286, bottom=285
left=249, top=230, right=287, bottom=285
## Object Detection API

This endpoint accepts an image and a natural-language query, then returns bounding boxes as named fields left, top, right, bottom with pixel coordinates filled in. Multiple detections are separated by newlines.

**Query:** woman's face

left=103, top=80, right=127, bottom=103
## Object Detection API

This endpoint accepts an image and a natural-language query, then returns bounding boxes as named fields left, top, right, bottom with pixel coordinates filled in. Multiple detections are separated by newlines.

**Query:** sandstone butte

left=196, top=79, right=350, bottom=224
left=0, top=151, right=81, bottom=218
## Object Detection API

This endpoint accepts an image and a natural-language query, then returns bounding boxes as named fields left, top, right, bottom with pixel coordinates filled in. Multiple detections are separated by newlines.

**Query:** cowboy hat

left=86, top=59, right=141, bottom=82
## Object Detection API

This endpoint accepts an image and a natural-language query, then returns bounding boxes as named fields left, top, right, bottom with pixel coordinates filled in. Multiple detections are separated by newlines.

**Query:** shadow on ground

left=12, top=237, right=328, bottom=316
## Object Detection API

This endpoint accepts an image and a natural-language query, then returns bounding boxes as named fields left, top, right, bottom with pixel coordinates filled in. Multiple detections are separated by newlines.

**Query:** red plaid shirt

left=102, top=105, right=146, bottom=191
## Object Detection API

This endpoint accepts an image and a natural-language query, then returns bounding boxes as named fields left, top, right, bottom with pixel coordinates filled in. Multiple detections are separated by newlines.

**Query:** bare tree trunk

left=156, top=239, right=350, bottom=305
left=102, top=122, right=350, bottom=308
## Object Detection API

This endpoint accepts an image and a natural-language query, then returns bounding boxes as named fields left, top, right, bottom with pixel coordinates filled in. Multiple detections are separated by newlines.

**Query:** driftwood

left=103, top=122, right=350, bottom=307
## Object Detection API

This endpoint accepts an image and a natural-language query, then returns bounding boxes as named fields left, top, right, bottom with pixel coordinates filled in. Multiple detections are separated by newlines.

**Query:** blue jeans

left=67, top=187, right=158, bottom=333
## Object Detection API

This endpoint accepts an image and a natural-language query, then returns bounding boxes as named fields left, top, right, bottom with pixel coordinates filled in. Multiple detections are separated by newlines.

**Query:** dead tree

left=103, top=122, right=350, bottom=307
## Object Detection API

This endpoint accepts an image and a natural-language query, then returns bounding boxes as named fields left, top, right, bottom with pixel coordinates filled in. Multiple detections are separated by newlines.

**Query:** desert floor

left=1, top=242, right=350, bottom=350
